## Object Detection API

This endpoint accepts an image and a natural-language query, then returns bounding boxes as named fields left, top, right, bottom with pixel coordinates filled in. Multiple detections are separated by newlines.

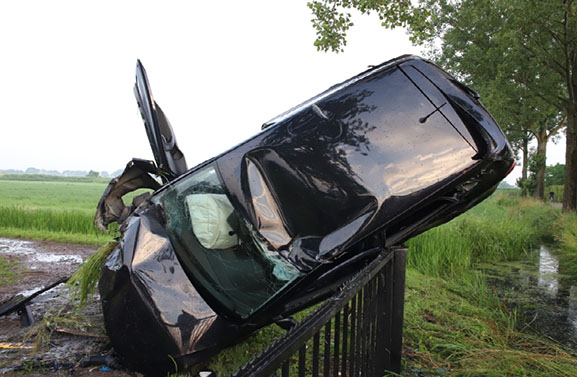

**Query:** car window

left=154, top=166, right=302, bottom=318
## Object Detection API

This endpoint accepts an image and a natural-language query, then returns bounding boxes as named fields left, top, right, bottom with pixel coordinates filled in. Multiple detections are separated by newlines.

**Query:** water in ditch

left=480, top=245, right=577, bottom=349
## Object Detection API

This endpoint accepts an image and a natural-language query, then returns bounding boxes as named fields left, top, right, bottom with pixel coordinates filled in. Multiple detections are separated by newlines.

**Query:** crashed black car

left=96, top=55, right=514, bottom=373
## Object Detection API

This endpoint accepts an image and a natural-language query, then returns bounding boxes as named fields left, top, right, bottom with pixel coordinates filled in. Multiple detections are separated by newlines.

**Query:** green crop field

left=0, top=179, right=151, bottom=245
left=0, top=180, right=108, bottom=213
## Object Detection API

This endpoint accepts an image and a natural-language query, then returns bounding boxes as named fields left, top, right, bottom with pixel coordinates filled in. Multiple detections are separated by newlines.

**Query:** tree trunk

left=521, top=136, right=529, bottom=197
left=533, top=128, right=547, bottom=201
left=563, top=106, right=577, bottom=212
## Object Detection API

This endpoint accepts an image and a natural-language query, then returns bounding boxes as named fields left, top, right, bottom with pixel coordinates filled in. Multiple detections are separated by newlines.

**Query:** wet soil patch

left=0, top=238, right=139, bottom=376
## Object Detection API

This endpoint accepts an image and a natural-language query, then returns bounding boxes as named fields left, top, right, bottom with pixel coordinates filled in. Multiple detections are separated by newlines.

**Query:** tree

left=546, top=163, right=566, bottom=186
left=502, top=0, right=576, bottom=210
left=309, top=0, right=576, bottom=210
left=86, top=170, right=100, bottom=178
left=429, top=0, right=567, bottom=200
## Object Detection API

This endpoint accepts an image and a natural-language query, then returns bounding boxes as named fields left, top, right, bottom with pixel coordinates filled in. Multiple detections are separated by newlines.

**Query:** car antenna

left=419, top=102, right=446, bottom=124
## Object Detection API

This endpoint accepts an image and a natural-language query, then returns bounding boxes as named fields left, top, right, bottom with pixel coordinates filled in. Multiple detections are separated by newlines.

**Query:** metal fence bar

left=333, top=308, right=340, bottom=377
left=324, top=321, right=331, bottom=377
left=382, top=258, right=394, bottom=372
left=390, top=248, right=407, bottom=373
left=312, top=332, right=320, bottom=377
left=341, top=302, right=349, bottom=377
left=229, top=247, right=406, bottom=377
left=298, top=345, right=306, bottom=377
left=348, top=295, right=357, bottom=377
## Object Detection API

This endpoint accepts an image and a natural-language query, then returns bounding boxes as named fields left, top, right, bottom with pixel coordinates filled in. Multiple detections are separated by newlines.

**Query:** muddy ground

left=0, top=238, right=141, bottom=377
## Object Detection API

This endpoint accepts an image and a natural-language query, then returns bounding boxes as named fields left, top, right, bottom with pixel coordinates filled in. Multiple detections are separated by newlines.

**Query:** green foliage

left=307, top=0, right=440, bottom=52
left=516, top=153, right=555, bottom=198
left=86, top=170, right=100, bottom=178
left=68, top=242, right=118, bottom=308
left=0, top=227, right=110, bottom=245
left=516, top=177, right=533, bottom=196
left=546, top=163, right=565, bottom=187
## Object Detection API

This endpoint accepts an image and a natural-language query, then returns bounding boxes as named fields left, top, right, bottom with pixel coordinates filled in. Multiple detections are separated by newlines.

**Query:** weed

left=0, top=256, right=18, bottom=287
left=68, top=241, right=118, bottom=308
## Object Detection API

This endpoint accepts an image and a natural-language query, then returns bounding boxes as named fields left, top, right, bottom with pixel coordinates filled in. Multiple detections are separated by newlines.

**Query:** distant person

left=549, top=191, right=555, bottom=203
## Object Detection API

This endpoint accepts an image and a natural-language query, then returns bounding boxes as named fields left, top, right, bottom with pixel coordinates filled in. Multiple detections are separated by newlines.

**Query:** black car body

left=96, top=55, right=514, bottom=373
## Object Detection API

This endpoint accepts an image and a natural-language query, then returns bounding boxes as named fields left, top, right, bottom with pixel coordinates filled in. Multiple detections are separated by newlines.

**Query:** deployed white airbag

left=186, top=194, right=238, bottom=249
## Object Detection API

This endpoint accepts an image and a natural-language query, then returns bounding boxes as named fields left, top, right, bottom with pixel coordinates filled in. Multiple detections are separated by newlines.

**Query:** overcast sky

left=0, top=1, right=564, bottom=184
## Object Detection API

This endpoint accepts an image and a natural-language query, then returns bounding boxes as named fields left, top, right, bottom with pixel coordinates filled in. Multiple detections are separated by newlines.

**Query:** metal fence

left=230, top=246, right=407, bottom=377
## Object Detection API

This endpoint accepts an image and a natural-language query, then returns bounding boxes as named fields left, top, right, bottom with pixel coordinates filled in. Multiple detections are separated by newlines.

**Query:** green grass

left=0, top=257, right=18, bottom=287
left=0, top=180, right=151, bottom=245
left=0, top=173, right=110, bottom=184
left=407, top=193, right=560, bottom=279
left=0, top=206, right=104, bottom=234
left=404, top=269, right=577, bottom=376
left=552, top=213, right=577, bottom=276
left=0, top=180, right=108, bottom=213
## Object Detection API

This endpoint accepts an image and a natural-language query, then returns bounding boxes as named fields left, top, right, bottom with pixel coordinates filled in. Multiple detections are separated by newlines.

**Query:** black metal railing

left=230, top=246, right=407, bottom=377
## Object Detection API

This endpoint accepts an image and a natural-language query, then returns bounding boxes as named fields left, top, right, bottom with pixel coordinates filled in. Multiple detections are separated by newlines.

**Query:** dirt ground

left=0, top=238, right=141, bottom=377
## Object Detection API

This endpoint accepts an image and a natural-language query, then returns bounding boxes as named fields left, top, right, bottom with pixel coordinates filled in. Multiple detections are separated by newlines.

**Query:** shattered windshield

left=154, top=165, right=302, bottom=318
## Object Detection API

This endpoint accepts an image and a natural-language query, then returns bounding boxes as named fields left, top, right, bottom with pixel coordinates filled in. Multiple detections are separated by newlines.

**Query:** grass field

left=0, top=180, right=108, bottom=213
left=0, top=179, right=150, bottom=245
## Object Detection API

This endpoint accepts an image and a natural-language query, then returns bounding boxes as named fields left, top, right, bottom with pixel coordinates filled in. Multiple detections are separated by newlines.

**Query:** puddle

left=481, top=245, right=577, bottom=349
left=0, top=238, right=123, bottom=375
left=0, top=238, right=83, bottom=271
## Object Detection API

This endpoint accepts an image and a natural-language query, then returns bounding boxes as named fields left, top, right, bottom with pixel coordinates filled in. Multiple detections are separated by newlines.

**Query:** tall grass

left=0, top=206, right=100, bottom=234
left=0, top=179, right=151, bottom=245
left=553, top=213, right=577, bottom=276
left=0, top=206, right=114, bottom=245
left=402, top=195, right=577, bottom=376
left=407, top=193, right=560, bottom=279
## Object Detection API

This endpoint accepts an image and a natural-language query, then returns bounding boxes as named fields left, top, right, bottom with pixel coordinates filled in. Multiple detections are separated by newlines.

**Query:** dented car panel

left=97, top=55, right=514, bottom=373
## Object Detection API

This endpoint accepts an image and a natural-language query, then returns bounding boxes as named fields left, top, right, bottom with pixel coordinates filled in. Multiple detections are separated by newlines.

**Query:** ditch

left=481, top=245, right=577, bottom=350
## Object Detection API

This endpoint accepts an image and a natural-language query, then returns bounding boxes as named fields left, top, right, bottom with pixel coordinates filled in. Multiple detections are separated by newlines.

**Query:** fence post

left=389, top=247, right=407, bottom=373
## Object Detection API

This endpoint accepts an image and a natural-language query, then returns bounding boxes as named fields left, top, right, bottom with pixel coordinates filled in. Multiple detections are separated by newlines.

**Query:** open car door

left=134, top=60, right=188, bottom=182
